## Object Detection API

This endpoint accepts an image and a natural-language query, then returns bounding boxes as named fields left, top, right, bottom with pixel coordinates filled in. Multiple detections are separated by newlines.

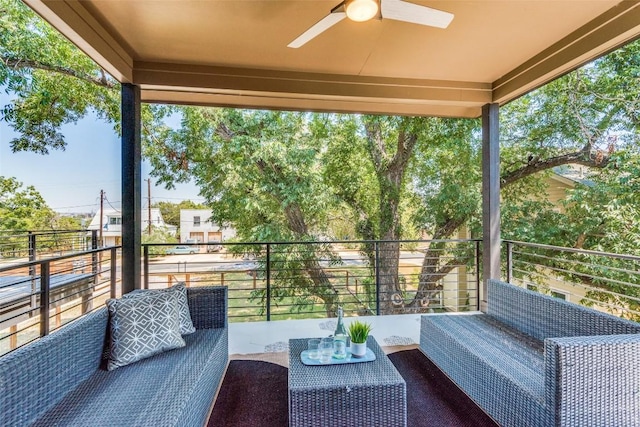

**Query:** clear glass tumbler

left=319, top=338, right=334, bottom=364
left=307, top=338, right=320, bottom=360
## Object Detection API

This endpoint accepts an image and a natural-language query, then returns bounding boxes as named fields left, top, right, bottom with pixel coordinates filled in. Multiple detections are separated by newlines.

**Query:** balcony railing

left=504, top=240, right=640, bottom=320
left=143, top=239, right=481, bottom=321
left=0, top=246, right=119, bottom=356
left=2, top=236, right=640, bottom=357
left=10, top=236, right=640, bottom=358
left=0, top=229, right=97, bottom=262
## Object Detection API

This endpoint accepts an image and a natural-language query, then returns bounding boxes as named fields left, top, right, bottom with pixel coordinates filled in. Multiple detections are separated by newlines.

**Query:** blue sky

left=0, top=93, right=202, bottom=214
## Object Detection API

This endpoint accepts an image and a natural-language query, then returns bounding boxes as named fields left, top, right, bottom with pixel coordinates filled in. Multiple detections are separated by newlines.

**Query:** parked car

left=165, top=245, right=196, bottom=255
left=206, top=241, right=222, bottom=253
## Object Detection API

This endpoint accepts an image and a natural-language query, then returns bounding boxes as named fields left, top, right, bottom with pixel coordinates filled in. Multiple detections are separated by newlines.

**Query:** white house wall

left=179, top=209, right=236, bottom=243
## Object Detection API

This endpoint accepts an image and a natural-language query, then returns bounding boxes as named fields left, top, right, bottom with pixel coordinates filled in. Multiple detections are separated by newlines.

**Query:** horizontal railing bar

left=505, top=240, right=640, bottom=262
left=144, top=238, right=481, bottom=247
left=511, top=275, right=640, bottom=306
left=0, top=246, right=120, bottom=274
left=511, top=249, right=640, bottom=277
left=513, top=259, right=640, bottom=291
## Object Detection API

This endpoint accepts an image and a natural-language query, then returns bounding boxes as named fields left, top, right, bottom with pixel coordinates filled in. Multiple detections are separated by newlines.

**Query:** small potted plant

left=348, top=320, right=372, bottom=358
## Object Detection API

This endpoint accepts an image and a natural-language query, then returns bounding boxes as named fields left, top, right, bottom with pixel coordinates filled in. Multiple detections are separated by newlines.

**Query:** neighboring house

left=179, top=209, right=236, bottom=244
left=545, top=165, right=593, bottom=212
left=522, top=166, right=593, bottom=303
left=438, top=165, right=591, bottom=311
left=87, top=208, right=177, bottom=247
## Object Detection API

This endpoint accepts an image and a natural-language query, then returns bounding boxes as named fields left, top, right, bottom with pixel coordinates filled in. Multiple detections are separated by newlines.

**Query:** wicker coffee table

left=288, top=336, right=407, bottom=427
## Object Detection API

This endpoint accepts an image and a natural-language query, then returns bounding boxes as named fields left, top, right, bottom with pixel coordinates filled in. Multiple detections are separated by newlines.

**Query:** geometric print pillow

left=105, top=290, right=186, bottom=370
left=123, top=282, right=196, bottom=335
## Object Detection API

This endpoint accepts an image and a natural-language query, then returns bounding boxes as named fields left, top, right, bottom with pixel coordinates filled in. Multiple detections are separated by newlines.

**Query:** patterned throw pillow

left=106, top=291, right=185, bottom=370
left=123, top=283, right=196, bottom=334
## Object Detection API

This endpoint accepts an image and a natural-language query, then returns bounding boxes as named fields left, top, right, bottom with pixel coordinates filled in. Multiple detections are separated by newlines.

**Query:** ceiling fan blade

left=381, top=0, right=453, bottom=29
left=288, top=12, right=347, bottom=48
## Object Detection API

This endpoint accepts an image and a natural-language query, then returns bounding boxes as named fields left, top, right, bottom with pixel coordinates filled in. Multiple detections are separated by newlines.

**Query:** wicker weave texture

left=420, top=279, right=640, bottom=427
left=187, top=286, right=227, bottom=330
left=0, top=286, right=228, bottom=427
left=0, top=308, right=108, bottom=427
left=289, top=336, right=407, bottom=427
left=487, top=279, right=640, bottom=341
left=545, top=334, right=640, bottom=426
left=421, top=315, right=549, bottom=427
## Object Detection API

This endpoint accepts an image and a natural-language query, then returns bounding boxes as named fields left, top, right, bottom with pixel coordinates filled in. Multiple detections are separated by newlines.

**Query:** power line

left=50, top=203, right=99, bottom=210
left=103, top=194, right=121, bottom=212
left=151, top=196, right=206, bottom=201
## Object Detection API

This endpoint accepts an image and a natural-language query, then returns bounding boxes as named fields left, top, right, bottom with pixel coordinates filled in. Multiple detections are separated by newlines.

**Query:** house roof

left=23, top=1, right=640, bottom=118
left=87, top=208, right=168, bottom=229
left=552, top=165, right=595, bottom=187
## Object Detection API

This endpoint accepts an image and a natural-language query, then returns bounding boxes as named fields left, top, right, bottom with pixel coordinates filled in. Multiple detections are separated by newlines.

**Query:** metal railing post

left=143, top=245, right=149, bottom=290
left=40, top=262, right=50, bottom=337
left=92, top=230, right=99, bottom=278
left=266, top=244, right=271, bottom=321
left=506, top=241, right=513, bottom=283
left=475, top=240, right=481, bottom=311
left=111, top=247, right=118, bottom=298
left=28, top=231, right=38, bottom=312
left=375, top=242, right=380, bottom=316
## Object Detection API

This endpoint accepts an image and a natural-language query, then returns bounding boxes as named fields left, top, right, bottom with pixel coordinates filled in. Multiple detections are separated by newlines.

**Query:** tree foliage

left=0, top=176, right=55, bottom=230
left=3, top=0, right=640, bottom=318
left=0, top=0, right=119, bottom=154
left=144, top=108, right=342, bottom=314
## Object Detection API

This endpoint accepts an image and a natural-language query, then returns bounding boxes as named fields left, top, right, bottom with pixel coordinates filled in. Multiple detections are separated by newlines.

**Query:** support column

left=482, top=103, right=500, bottom=310
left=121, top=83, right=142, bottom=293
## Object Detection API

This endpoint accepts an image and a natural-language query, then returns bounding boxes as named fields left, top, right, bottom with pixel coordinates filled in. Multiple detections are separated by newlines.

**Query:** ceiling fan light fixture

left=345, top=0, right=378, bottom=22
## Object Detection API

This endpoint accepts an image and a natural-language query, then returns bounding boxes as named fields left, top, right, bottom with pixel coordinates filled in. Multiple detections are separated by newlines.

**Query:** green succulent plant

left=348, top=320, right=372, bottom=344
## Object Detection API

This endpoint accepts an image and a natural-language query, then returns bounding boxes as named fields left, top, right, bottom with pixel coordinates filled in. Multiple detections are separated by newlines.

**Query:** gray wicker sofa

left=0, top=286, right=228, bottom=427
left=420, top=279, right=640, bottom=427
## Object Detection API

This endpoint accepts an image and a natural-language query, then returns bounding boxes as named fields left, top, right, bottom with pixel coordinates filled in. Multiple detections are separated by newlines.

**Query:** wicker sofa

left=0, top=286, right=228, bottom=427
left=420, top=279, right=640, bottom=427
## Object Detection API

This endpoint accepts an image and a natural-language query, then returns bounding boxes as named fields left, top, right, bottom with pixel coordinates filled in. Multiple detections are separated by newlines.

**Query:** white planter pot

left=351, top=342, right=367, bottom=358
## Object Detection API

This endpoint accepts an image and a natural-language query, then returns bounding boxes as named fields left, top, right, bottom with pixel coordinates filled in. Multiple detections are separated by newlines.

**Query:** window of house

left=550, top=290, right=568, bottom=301
left=109, top=217, right=122, bottom=225
left=193, top=216, right=201, bottom=226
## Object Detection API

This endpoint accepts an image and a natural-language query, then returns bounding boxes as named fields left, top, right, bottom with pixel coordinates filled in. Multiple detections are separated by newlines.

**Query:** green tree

left=145, top=108, right=342, bottom=315
left=0, top=176, right=56, bottom=256
left=0, top=0, right=119, bottom=154
left=0, top=176, right=55, bottom=230
left=142, top=227, right=179, bottom=255
left=5, top=0, right=640, bottom=319
left=321, top=114, right=480, bottom=312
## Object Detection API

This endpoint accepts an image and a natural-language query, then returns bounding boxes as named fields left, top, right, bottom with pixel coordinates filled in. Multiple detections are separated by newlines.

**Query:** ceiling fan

left=288, top=0, right=454, bottom=48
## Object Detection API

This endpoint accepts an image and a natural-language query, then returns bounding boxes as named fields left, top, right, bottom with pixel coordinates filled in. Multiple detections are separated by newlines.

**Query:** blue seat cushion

left=32, top=328, right=226, bottom=427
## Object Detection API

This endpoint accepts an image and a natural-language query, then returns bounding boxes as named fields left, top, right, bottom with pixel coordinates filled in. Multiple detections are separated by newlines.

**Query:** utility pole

left=99, top=189, right=104, bottom=247
left=146, top=179, right=152, bottom=235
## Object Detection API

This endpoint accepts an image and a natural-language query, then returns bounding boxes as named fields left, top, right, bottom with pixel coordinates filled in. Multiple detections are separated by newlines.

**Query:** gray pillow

left=106, top=291, right=185, bottom=370
left=123, top=283, right=196, bottom=334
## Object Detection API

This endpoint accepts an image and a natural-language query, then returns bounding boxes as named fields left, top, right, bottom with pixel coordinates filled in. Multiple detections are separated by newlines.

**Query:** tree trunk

left=303, top=257, right=339, bottom=316
left=410, top=144, right=611, bottom=309
left=284, top=203, right=339, bottom=316
left=363, top=120, right=417, bottom=314
left=376, top=166, right=404, bottom=314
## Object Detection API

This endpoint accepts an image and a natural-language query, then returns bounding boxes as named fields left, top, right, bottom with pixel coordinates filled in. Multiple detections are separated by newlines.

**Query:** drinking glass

left=307, top=338, right=320, bottom=360
left=333, top=337, right=347, bottom=359
left=319, top=338, right=333, bottom=364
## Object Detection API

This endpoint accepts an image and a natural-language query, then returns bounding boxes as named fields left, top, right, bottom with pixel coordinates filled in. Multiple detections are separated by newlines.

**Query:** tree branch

left=501, top=145, right=610, bottom=188
left=364, top=122, right=386, bottom=171
left=3, top=56, right=116, bottom=89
